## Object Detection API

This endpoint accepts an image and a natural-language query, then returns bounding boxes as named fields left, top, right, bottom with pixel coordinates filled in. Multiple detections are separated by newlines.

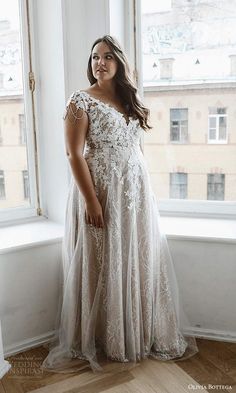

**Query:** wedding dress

left=41, top=90, right=198, bottom=373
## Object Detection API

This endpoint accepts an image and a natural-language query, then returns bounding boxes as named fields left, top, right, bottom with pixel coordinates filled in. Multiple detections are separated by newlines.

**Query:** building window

left=19, top=114, right=26, bottom=144
left=170, top=172, right=187, bottom=199
left=208, top=108, right=227, bottom=143
left=170, top=109, right=188, bottom=143
left=0, top=73, right=3, bottom=89
left=22, top=170, right=29, bottom=199
left=0, top=125, right=3, bottom=145
left=207, top=174, right=225, bottom=200
left=0, top=170, right=6, bottom=199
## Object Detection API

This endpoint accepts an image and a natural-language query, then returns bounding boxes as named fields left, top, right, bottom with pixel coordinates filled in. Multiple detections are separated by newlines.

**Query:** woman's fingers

left=85, top=212, right=104, bottom=228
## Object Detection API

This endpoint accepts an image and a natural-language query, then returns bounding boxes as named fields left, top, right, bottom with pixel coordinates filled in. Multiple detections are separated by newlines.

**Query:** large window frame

left=133, top=0, right=236, bottom=219
left=0, top=0, right=40, bottom=224
left=208, top=107, right=228, bottom=144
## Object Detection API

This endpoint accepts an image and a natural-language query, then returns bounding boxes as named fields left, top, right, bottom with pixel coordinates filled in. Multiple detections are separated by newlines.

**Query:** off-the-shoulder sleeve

left=63, top=91, right=88, bottom=123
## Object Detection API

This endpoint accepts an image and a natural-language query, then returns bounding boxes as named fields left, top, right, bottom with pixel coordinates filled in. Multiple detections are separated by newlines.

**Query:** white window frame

left=133, top=0, right=236, bottom=219
left=0, top=0, right=39, bottom=224
left=208, top=109, right=227, bottom=144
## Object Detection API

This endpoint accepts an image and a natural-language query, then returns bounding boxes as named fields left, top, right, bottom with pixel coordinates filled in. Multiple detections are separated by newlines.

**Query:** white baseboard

left=4, top=330, right=57, bottom=357
left=183, top=326, right=236, bottom=343
left=3, top=327, right=236, bottom=358
left=0, top=360, right=11, bottom=379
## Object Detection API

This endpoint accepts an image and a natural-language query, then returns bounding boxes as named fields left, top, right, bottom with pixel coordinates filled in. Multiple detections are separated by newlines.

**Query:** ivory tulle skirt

left=41, top=147, right=198, bottom=373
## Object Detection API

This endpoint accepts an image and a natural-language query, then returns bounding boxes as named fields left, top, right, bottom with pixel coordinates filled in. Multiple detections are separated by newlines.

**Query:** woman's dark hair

left=87, top=35, right=152, bottom=131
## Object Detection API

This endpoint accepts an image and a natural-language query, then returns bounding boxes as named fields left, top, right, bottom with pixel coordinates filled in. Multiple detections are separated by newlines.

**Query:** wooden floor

left=1, top=339, right=236, bottom=393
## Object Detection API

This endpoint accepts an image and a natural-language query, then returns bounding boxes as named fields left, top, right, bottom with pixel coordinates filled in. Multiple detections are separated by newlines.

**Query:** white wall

left=169, top=239, right=236, bottom=337
left=61, top=0, right=127, bottom=96
left=1, top=243, right=62, bottom=354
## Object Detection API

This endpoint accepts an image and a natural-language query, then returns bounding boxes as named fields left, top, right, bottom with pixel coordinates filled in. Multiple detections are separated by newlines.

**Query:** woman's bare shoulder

left=81, top=86, right=101, bottom=97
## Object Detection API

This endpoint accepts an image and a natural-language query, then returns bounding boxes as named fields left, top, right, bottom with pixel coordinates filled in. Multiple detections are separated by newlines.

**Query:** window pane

left=22, top=170, right=29, bottom=199
left=19, top=114, right=26, bottom=144
left=207, top=174, right=225, bottom=200
left=170, top=126, right=180, bottom=141
left=180, top=125, right=188, bottom=142
left=217, top=108, right=226, bottom=115
left=141, top=0, right=236, bottom=202
left=0, top=170, right=6, bottom=199
left=209, top=117, right=216, bottom=128
left=170, top=173, right=187, bottom=199
left=209, top=129, right=216, bottom=140
left=0, top=0, right=31, bottom=210
left=219, top=116, right=227, bottom=140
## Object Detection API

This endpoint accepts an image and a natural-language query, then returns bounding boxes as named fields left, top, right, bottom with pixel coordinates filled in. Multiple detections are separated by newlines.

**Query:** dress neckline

left=80, top=90, right=132, bottom=126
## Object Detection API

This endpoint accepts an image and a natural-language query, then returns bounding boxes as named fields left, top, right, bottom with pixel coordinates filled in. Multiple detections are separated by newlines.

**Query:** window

left=0, top=73, right=3, bottom=88
left=139, top=0, right=236, bottom=217
left=170, top=173, right=187, bottom=199
left=0, top=0, right=39, bottom=222
left=207, top=174, right=225, bottom=201
left=19, top=114, right=26, bottom=144
left=0, top=170, right=6, bottom=199
left=22, top=170, right=29, bottom=199
left=0, top=125, right=3, bottom=145
left=208, top=108, right=227, bottom=143
left=170, top=108, right=188, bottom=143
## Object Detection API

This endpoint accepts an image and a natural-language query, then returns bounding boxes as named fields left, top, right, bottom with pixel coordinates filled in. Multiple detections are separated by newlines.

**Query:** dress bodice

left=65, top=90, right=143, bottom=150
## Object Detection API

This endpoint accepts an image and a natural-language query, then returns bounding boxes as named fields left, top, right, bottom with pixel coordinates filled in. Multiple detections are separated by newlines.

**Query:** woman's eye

left=92, top=55, right=99, bottom=60
left=106, top=55, right=113, bottom=59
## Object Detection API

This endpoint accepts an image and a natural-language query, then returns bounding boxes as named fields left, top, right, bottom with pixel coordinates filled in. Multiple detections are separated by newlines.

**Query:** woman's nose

left=98, top=57, right=105, bottom=65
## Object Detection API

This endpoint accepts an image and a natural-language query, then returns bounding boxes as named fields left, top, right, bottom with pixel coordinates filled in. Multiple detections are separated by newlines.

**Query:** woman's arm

left=64, top=103, right=104, bottom=228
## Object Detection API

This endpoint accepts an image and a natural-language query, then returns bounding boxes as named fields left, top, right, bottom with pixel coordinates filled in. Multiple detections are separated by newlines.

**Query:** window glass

left=0, top=0, right=31, bottom=210
left=207, top=174, right=225, bottom=200
left=141, top=0, right=236, bottom=202
left=170, top=172, right=187, bottom=199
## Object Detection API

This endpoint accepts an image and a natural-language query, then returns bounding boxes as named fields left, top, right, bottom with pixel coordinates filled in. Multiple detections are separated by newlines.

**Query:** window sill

left=0, top=218, right=64, bottom=255
left=160, top=216, right=236, bottom=243
left=0, top=216, right=235, bottom=255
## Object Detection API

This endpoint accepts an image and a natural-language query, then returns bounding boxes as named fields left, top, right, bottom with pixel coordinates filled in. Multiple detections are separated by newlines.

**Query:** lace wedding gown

left=41, top=90, right=198, bottom=373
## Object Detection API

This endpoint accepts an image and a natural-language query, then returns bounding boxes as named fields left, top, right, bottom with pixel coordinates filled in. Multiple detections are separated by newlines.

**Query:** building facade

left=143, top=84, right=236, bottom=201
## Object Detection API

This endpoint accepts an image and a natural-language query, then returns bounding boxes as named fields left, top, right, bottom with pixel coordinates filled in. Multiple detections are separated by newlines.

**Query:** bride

left=41, top=35, right=199, bottom=374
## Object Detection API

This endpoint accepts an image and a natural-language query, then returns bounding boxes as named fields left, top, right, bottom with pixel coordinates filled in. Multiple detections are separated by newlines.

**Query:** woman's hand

left=85, top=198, right=104, bottom=228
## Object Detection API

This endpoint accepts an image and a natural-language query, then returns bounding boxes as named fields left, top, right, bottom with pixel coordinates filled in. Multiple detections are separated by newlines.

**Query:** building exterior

left=143, top=84, right=236, bottom=201
left=142, top=0, right=236, bottom=202
left=0, top=95, right=28, bottom=209
left=0, top=18, right=29, bottom=209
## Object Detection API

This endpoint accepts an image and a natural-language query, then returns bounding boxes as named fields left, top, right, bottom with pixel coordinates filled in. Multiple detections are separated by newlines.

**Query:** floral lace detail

left=64, top=90, right=142, bottom=149
left=41, top=90, right=198, bottom=374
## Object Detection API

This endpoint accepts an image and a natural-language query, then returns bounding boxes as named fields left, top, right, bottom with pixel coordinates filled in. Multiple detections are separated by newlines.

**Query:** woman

left=41, top=35, right=198, bottom=374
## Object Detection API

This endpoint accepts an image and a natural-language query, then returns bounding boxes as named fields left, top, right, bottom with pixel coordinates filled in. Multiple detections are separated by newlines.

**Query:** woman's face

left=91, top=41, right=118, bottom=82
